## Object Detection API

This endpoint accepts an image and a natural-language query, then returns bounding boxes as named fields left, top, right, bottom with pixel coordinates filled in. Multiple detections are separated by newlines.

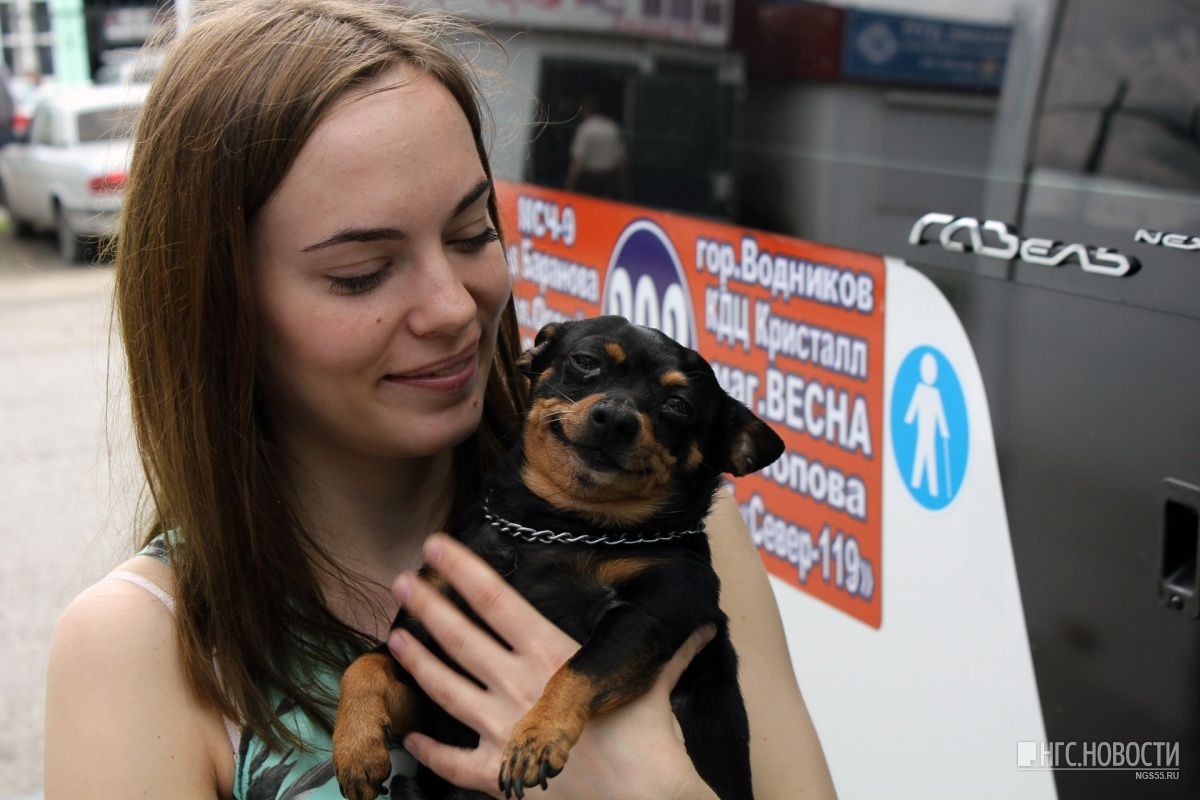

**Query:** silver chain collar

left=483, top=496, right=705, bottom=546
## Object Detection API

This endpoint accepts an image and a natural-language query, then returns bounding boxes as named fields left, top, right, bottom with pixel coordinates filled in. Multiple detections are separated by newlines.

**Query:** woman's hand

left=389, top=533, right=718, bottom=800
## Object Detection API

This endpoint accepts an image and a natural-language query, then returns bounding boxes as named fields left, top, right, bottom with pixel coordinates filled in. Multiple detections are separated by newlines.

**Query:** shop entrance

left=533, top=57, right=737, bottom=219
left=532, top=58, right=633, bottom=193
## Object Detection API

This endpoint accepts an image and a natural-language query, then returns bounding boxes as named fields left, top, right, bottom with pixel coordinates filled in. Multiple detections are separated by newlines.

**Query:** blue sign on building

left=891, top=346, right=970, bottom=511
left=841, top=8, right=1011, bottom=89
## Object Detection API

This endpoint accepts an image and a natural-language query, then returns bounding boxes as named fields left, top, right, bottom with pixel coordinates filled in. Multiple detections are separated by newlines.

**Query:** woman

left=43, top=1, right=836, bottom=798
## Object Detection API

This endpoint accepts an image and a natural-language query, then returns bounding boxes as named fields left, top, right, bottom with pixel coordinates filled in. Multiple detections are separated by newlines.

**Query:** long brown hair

left=115, top=0, right=525, bottom=752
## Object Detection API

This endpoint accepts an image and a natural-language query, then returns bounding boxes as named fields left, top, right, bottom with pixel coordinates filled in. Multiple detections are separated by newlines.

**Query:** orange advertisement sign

left=498, top=182, right=885, bottom=628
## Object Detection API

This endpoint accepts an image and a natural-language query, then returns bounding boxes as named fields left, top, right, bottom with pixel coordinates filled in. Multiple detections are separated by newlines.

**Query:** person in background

left=564, top=95, right=627, bottom=200
left=42, top=2, right=836, bottom=798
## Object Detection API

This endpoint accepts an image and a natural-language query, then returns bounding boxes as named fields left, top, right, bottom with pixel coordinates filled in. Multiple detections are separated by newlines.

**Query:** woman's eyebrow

left=301, top=225, right=406, bottom=252
left=453, top=177, right=492, bottom=216
left=301, top=178, right=492, bottom=253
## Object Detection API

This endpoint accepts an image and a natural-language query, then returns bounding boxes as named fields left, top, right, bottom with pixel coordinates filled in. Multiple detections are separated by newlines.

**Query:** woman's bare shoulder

left=44, top=555, right=233, bottom=799
left=51, top=554, right=178, bottom=667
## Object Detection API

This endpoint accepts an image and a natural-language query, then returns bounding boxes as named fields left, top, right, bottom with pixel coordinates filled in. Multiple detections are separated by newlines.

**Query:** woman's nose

left=406, top=253, right=477, bottom=338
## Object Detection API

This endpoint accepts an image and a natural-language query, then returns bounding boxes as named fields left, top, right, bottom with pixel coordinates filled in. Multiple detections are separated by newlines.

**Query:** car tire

left=56, top=205, right=86, bottom=263
left=0, top=180, right=36, bottom=238
left=11, top=214, right=36, bottom=239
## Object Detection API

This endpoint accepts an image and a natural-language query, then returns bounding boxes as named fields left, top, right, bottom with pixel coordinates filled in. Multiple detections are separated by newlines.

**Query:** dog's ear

left=516, top=322, right=568, bottom=381
left=721, top=399, right=785, bottom=477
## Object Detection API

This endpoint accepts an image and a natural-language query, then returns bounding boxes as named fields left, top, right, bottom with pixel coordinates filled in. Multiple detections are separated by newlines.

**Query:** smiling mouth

left=394, top=342, right=479, bottom=380
left=409, top=354, right=473, bottom=378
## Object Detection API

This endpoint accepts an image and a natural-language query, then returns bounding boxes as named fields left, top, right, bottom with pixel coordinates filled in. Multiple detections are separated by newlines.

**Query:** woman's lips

left=384, top=345, right=479, bottom=392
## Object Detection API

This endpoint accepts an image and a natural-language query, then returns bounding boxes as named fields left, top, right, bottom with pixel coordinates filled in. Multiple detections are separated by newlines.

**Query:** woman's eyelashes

left=452, top=226, right=500, bottom=253
left=328, top=264, right=393, bottom=295
left=327, top=228, right=499, bottom=296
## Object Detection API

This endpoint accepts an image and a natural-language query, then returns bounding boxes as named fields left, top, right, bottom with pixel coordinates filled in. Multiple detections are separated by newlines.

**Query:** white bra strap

left=223, top=717, right=242, bottom=756
left=103, top=569, right=241, bottom=757
left=106, top=569, right=176, bottom=616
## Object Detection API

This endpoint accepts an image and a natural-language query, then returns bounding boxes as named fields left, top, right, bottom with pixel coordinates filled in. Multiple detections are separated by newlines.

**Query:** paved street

left=0, top=213, right=137, bottom=799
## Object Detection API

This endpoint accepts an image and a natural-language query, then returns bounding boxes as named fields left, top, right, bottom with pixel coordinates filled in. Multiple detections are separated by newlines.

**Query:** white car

left=0, top=84, right=147, bottom=262
left=94, top=49, right=165, bottom=87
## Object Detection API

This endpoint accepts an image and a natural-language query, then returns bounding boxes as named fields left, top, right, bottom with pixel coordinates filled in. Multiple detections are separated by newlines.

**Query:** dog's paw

left=331, top=721, right=391, bottom=800
left=497, top=720, right=573, bottom=799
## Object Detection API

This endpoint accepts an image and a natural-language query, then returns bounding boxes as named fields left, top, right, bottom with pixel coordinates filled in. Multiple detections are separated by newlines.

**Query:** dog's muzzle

left=576, top=395, right=642, bottom=470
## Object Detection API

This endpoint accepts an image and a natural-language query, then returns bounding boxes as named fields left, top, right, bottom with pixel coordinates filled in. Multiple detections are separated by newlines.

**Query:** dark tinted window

left=32, top=1, right=49, bottom=34
left=1033, top=0, right=1200, bottom=193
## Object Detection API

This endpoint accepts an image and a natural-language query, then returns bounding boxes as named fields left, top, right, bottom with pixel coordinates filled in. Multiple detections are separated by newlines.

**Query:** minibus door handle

left=1160, top=478, right=1200, bottom=619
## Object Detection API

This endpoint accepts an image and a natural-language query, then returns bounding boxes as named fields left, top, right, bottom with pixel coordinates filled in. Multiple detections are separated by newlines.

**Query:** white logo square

left=1016, top=741, right=1039, bottom=767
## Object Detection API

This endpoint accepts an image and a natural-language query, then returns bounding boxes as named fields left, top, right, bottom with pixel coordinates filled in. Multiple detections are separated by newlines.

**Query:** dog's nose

left=588, top=398, right=640, bottom=445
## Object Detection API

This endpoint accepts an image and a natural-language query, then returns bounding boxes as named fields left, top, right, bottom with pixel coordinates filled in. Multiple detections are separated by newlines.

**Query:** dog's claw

left=500, top=752, right=531, bottom=799
left=498, top=720, right=575, bottom=798
left=514, top=756, right=528, bottom=799
left=334, top=772, right=388, bottom=800
left=332, top=721, right=392, bottom=800
left=335, top=775, right=386, bottom=800
left=503, top=768, right=525, bottom=800
left=499, top=742, right=569, bottom=798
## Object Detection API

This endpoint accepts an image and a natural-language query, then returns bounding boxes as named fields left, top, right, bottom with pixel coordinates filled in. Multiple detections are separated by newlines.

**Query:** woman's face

left=250, top=66, right=510, bottom=466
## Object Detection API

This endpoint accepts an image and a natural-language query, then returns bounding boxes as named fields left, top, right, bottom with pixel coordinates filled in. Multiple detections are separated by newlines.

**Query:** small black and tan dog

left=333, top=315, right=785, bottom=800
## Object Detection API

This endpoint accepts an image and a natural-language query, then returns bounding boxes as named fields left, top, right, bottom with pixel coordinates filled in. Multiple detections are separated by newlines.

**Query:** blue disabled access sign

left=842, top=8, right=1010, bottom=90
left=891, top=346, right=969, bottom=510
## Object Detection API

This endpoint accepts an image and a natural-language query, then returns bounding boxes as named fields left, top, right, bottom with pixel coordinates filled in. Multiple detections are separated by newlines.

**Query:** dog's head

left=514, top=316, right=784, bottom=528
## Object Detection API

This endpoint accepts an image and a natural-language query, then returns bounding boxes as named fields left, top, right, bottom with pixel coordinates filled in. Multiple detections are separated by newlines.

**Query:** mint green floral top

left=135, top=534, right=417, bottom=799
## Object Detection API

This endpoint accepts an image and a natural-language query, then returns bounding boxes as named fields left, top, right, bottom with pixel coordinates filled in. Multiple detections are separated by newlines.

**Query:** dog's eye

left=665, top=397, right=692, bottom=417
left=570, top=353, right=601, bottom=375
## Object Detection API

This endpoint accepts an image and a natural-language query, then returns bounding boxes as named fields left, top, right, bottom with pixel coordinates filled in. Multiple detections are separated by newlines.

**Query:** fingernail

left=695, top=623, right=717, bottom=651
left=389, top=629, right=407, bottom=657
left=393, top=575, right=413, bottom=605
left=425, top=534, right=445, bottom=565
